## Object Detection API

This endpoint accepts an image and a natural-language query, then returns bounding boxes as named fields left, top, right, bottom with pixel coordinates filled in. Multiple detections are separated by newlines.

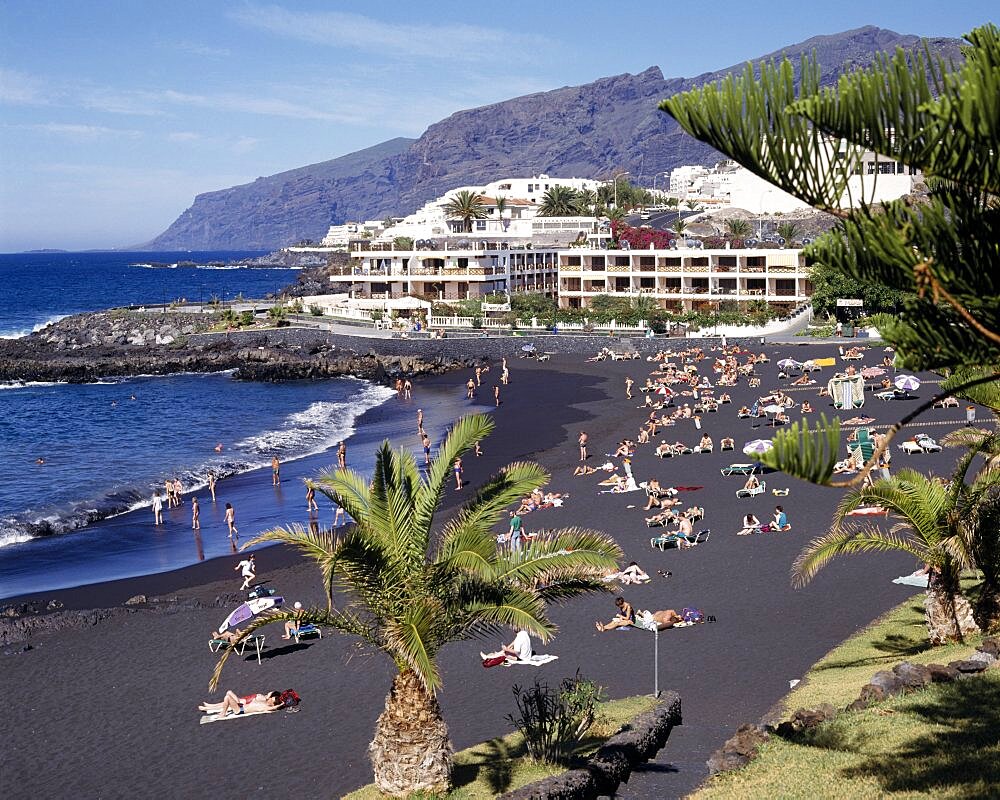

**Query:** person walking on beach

left=453, top=457, right=463, bottom=491
left=501, top=357, right=509, bottom=385
left=475, top=366, right=482, bottom=386
left=191, top=496, right=200, bottom=530
left=173, top=478, right=183, bottom=506
left=403, top=378, right=412, bottom=400
left=306, top=484, right=319, bottom=513
left=236, top=554, right=256, bottom=591
left=271, top=456, right=281, bottom=486
left=625, top=377, right=634, bottom=399
left=337, top=441, right=347, bottom=470
left=333, top=504, right=346, bottom=527
left=466, top=378, right=476, bottom=399
left=208, top=472, right=217, bottom=502
left=152, top=492, right=164, bottom=526
left=165, top=479, right=174, bottom=508
left=225, top=502, right=238, bottom=539
left=474, top=440, right=482, bottom=457
left=494, top=384, right=501, bottom=407
left=578, top=431, right=589, bottom=461
left=422, top=433, right=432, bottom=465
left=416, top=408, right=424, bottom=434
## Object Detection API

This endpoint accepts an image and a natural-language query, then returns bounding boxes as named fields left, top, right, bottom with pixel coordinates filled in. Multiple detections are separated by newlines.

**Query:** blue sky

left=0, top=1, right=993, bottom=251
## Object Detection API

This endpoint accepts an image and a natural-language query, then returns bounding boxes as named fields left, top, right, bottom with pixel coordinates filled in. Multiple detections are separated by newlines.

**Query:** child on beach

left=236, top=554, right=256, bottom=590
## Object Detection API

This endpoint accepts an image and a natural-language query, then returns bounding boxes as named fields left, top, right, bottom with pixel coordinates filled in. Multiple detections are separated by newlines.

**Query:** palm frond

left=381, top=600, right=442, bottom=692
left=491, top=528, right=622, bottom=584
left=757, top=414, right=841, bottom=485
left=793, top=524, right=931, bottom=587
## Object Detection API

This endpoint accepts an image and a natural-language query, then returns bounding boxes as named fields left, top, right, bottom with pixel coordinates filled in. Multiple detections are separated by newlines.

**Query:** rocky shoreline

left=0, top=309, right=474, bottom=384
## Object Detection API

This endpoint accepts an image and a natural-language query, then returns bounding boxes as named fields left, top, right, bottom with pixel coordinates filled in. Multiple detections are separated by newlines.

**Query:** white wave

left=0, top=380, right=63, bottom=391
left=0, top=528, right=34, bottom=548
left=0, top=314, right=69, bottom=340
left=235, top=381, right=395, bottom=459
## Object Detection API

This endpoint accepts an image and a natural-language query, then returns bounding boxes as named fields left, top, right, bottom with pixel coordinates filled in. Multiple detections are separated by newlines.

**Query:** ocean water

left=0, top=251, right=462, bottom=599
left=0, top=251, right=289, bottom=339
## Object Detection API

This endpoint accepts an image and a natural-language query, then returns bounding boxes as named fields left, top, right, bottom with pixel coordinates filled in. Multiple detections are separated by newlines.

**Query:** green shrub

left=507, top=673, right=605, bottom=765
left=309, top=305, right=324, bottom=317
left=239, top=310, right=255, bottom=327
left=268, top=303, right=287, bottom=320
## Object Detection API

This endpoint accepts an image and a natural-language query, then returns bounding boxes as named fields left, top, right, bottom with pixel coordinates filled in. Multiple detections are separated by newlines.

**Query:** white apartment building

left=320, top=220, right=387, bottom=249
left=376, top=175, right=602, bottom=243
left=557, top=247, right=810, bottom=312
left=347, top=242, right=564, bottom=301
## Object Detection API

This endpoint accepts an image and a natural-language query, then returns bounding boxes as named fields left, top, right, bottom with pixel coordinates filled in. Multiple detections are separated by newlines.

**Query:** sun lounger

left=736, top=481, right=766, bottom=498
left=899, top=440, right=923, bottom=455
left=915, top=434, right=942, bottom=453
left=721, top=464, right=756, bottom=476
left=208, top=634, right=265, bottom=665
left=503, top=654, right=559, bottom=667
left=289, top=624, right=322, bottom=644
left=876, top=390, right=896, bottom=401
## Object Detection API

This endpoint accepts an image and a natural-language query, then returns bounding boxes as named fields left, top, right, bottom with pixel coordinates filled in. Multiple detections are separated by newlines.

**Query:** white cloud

left=26, top=122, right=143, bottom=139
left=230, top=4, right=552, bottom=61
left=0, top=68, right=50, bottom=105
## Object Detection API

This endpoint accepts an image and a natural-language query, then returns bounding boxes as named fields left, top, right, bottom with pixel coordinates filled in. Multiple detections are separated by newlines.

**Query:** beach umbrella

left=743, top=439, right=774, bottom=456
left=861, top=366, right=885, bottom=378
left=894, top=375, right=921, bottom=392
left=218, top=596, right=284, bottom=634
left=520, top=344, right=536, bottom=353
left=777, top=358, right=800, bottom=370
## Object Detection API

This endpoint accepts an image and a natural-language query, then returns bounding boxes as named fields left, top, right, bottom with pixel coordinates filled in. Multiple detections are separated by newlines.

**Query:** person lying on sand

left=603, top=562, right=651, bottom=585
left=212, top=628, right=245, bottom=644
left=638, top=609, right=684, bottom=629
left=596, top=597, right=635, bottom=631
left=199, top=690, right=294, bottom=716
left=573, top=465, right=598, bottom=475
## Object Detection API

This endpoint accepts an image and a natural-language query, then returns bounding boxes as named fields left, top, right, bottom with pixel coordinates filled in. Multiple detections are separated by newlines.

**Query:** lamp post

left=612, top=171, right=630, bottom=209
left=652, top=171, right=669, bottom=196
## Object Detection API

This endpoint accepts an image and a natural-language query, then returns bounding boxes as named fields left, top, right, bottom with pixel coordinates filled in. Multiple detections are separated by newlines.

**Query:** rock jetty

left=0, top=310, right=470, bottom=384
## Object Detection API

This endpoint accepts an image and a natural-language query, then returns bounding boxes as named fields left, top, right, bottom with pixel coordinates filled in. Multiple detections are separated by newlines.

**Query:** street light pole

left=612, top=171, right=630, bottom=210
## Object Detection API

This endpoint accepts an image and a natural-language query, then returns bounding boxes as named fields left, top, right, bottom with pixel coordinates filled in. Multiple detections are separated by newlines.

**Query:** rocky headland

left=0, top=310, right=471, bottom=384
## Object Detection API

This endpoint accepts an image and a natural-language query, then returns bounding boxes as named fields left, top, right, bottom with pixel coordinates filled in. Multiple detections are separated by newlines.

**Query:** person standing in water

left=416, top=408, right=424, bottom=434
left=422, top=433, right=432, bottom=466
left=191, top=497, right=200, bottom=530
left=208, top=472, right=216, bottom=502
left=403, top=378, right=412, bottom=400
left=306, top=484, right=319, bottom=513
left=337, top=441, right=347, bottom=470
left=152, top=492, right=164, bottom=526
left=271, top=456, right=281, bottom=486
left=225, top=502, right=238, bottom=539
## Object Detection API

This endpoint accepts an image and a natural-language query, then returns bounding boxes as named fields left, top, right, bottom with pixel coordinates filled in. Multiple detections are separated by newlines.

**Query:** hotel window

left=476, top=220, right=486, bottom=230
left=527, top=184, right=534, bottom=192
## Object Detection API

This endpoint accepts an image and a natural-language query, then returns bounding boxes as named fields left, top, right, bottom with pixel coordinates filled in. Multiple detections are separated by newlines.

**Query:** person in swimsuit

left=466, top=378, right=476, bottom=399
left=337, top=441, right=347, bottom=470
left=494, top=385, right=500, bottom=407
left=225, top=502, right=238, bottom=539
left=236, top=554, right=255, bottom=590
left=152, top=492, right=163, bottom=525
left=191, top=496, right=200, bottom=530
left=475, top=366, right=482, bottom=386
left=416, top=408, right=424, bottom=434
left=306, top=484, right=319, bottom=512
left=453, top=457, right=463, bottom=491
left=271, top=456, right=280, bottom=486
left=578, top=431, right=588, bottom=461
left=198, top=690, right=287, bottom=716
left=596, top=597, right=635, bottom=631
left=207, top=472, right=216, bottom=502
left=403, top=379, right=412, bottom=400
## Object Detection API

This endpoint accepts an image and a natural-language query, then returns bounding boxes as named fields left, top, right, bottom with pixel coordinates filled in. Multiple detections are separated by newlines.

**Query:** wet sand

left=3, top=342, right=969, bottom=799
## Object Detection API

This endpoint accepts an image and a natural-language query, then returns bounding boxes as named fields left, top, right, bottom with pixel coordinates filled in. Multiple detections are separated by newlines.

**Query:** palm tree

left=672, top=218, right=688, bottom=237
left=494, top=195, right=509, bottom=231
left=577, top=189, right=598, bottom=214
left=210, top=414, right=622, bottom=796
left=724, top=218, right=753, bottom=241
left=538, top=186, right=584, bottom=217
left=776, top=221, right=801, bottom=244
left=793, top=463, right=990, bottom=644
left=442, top=190, right=488, bottom=233
left=665, top=197, right=680, bottom=210
left=685, top=200, right=701, bottom=211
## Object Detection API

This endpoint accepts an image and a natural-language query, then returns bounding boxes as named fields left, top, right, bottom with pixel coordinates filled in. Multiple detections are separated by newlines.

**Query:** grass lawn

left=344, top=694, right=658, bottom=799
left=694, top=586, right=997, bottom=799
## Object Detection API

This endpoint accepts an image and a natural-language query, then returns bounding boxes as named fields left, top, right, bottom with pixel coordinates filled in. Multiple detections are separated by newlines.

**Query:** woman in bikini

left=596, top=597, right=635, bottom=631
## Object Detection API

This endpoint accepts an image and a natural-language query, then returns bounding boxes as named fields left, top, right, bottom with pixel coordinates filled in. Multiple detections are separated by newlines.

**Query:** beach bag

left=279, top=689, right=301, bottom=708
left=681, top=607, right=704, bottom=624
left=482, top=655, right=507, bottom=668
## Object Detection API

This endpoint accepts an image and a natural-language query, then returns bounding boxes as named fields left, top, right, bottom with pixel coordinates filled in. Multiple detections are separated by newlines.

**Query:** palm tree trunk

left=923, top=586, right=980, bottom=644
left=369, top=669, right=453, bottom=797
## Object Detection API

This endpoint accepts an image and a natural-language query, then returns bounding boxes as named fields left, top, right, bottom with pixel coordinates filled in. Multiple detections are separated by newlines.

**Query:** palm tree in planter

left=724, top=218, right=752, bottom=244
left=792, top=460, right=1000, bottom=644
left=443, top=189, right=488, bottom=233
left=672, top=218, right=688, bottom=237
left=210, top=414, right=622, bottom=797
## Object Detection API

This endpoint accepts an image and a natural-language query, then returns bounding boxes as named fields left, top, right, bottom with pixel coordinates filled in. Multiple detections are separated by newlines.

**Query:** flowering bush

left=611, top=221, right=675, bottom=250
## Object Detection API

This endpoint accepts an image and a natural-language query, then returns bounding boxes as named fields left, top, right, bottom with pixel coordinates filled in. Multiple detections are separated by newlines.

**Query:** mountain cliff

left=144, top=26, right=962, bottom=251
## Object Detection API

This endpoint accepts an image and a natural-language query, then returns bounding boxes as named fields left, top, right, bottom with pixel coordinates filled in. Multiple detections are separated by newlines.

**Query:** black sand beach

left=3, top=341, right=970, bottom=799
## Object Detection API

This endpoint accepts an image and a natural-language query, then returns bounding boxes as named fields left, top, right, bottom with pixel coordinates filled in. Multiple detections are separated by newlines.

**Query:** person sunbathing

left=637, top=428, right=650, bottom=444
left=639, top=609, right=684, bottom=629
left=743, top=474, right=760, bottom=491
left=655, top=442, right=674, bottom=457
left=801, top=401, right=813, bottom=413
left=596, top=597, right=635, bottom=631
left=738, top=513, right=761, bottom=536
left=775, top=411, right=790, bottom=425
left=674, top=513, right=695, bottom=548
left=646, top=508, right=677, bottom=526
left=696, top=434, right=713, bottom=451
left=481, top=629, right=533, bottom=662
left=737, top=405, right=751, bottom=417
left=573, top=464, right=598, bottom=475
left=516, top=497, right=538, bottom=514
left=608, top=562, right=651, bottom=585
left=791, top=374, right=814, bottom=386
left=643, top=492, right=678, bottom=511
left=612, top=441, right=631, bottom=458
left=720, top=437, right=735, bottom=450
left=199, top=689, right=291, bottom=716
left=212, top=628, right=245, bottom=644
